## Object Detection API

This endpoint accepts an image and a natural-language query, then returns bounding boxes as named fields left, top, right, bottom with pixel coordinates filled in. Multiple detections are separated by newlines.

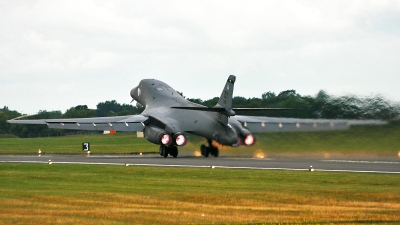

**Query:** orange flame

left=211, top=140, right=232, bottom=150
left=253, top=149, right=266, bottom=159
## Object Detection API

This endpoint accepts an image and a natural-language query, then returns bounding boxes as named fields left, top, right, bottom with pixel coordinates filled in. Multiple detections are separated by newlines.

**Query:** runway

left=1, top=154, right=399, bottom=174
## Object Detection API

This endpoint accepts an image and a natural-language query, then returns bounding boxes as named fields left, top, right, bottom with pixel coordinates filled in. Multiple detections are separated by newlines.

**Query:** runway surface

left=1, top=154, right=399, bottom=174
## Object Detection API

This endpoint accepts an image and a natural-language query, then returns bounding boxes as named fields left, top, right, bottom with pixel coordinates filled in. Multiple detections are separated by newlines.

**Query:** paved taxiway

left=1, top=154, right=399, bottom=174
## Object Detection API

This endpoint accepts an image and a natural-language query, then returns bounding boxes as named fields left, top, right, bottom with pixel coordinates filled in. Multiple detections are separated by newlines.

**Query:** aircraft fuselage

left=130, top=79, right=239, bottom=146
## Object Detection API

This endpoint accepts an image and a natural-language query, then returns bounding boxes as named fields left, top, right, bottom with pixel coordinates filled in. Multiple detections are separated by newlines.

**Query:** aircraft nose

left=130, top=87, right=137, bottom=99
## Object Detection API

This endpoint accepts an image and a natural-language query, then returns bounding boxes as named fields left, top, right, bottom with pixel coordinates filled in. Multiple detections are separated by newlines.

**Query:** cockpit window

left=155, top=87, right=164, bottom=91
left=166, top=87, right=174, bottom=91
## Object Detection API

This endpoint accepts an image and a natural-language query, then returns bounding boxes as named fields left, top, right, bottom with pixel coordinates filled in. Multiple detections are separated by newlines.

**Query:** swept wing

left=234, top=115, right=387, bottom=132
left=7, top=115, right=147, bottom=132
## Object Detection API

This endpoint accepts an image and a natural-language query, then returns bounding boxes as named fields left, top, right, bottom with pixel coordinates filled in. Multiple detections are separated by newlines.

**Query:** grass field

left=0, top=133, right=155, bottom=155
left=1, top=123, right=399, bottom=224
left=0, top=163, right=399, bottom=224
left=1, top=121, right=400, bottom=157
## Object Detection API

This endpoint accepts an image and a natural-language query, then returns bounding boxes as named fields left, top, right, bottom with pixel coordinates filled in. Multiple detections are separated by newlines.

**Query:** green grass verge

left=1, top=121, right=400, bottom=157
left=0, top=163, right=399, bottom=224
left=0, top=133, right=156, bottom=155
left=249, top=122, right=400, bottom=157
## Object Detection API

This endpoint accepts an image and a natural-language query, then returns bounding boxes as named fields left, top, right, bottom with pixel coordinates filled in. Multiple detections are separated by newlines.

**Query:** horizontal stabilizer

left=171, top=106, right=226, bottom=112
left=172, top=107, right=295, bottom=114
left=233, top=108, right=296, bottom=112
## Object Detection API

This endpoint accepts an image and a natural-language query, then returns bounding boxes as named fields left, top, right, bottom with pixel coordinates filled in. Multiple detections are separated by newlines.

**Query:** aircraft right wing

left=7, top=115, right=148, bottom=132
left=234, top=115, right=387, bottom=132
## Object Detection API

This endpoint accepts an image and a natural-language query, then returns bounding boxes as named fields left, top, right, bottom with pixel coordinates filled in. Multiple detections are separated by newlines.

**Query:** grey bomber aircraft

left=8, top=75, right=386, bottom=158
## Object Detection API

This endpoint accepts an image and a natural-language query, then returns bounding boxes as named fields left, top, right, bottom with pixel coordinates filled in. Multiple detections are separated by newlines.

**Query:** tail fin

left=214, top=75, right=236, bottom=116
left=171, top=75, right=236, bottom=117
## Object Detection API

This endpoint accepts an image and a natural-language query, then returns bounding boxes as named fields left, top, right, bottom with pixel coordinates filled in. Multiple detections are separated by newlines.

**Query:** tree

left=96, top=100, right=142, bottom=117
left=177, top=91, right=185, bottom=98
left=187, top=98, right=203, bottom=105
left=1, top=91, right=400, bottom=138
left=63, top=105, right=95, bottom=118
left=202, top=97, right=219, bottom=108
left=262, top=91, right=276, bottom=99
left=35, top=110, right=63, bottom=119
left=277, top=90, right=299, bottom=99
left=0, top=106, right=22, bottom=135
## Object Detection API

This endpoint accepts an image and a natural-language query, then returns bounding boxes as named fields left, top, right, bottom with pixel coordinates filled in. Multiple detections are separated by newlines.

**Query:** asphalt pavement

left=1, top=154, right=399, bottom=174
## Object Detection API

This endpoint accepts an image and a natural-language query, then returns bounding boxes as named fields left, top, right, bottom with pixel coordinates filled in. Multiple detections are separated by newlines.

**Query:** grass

left=248, top=122, right=400, bottom=157
left=0, top=133, right=155, bottom=155
left=1, top=123, right=399, bottom=224
left=1, top=122, right=400, bottom=158
left=0, top=163, right=399, bottom=224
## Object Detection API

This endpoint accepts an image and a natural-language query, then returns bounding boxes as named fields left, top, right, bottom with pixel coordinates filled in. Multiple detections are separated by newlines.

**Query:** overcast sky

left=1, top=0, right=400, bottom=114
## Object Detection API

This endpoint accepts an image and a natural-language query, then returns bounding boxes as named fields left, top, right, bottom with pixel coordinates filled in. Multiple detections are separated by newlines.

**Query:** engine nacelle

left=143, top=125, right=172, bottom=145
left=236, top=128, right=256, bottom=146
left=229, top=119, right=256, bottom=146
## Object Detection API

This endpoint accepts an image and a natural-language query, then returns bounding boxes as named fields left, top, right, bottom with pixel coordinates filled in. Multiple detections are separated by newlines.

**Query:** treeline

left=188, top=90, right=400, bottom=119
left=1, top=90, right=400, bottom=138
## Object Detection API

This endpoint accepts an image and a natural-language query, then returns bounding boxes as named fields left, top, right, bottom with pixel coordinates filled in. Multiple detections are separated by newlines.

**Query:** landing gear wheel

left=201, top=144, right=210, bottom=157
left=170, top=146, right=178, bottom=158
left=204, top=147, right=209, bottom=157
left=159, top=145, right=164, bottom=156
left=211, top=147, right=219, bottom=157
left=200, top=139, right=218, bottom=158
left=161, top=146, right=168, bottom=158
left=201, top=144, right=206, bottom=156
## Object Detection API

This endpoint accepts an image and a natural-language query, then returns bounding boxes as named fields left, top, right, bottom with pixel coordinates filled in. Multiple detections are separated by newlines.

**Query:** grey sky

left=1, top=0, right=400, bottom=114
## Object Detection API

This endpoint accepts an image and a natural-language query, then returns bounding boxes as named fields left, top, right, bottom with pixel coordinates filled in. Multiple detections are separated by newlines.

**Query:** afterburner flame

left=161, top=134, right=171, bottom=145
left=194, top=151, right=201, bottom=157
left=244, top=134, right=255, bottom=146
left=253, top=149, right=266, bottom=159
left=175, top=134, right=187, bottom=146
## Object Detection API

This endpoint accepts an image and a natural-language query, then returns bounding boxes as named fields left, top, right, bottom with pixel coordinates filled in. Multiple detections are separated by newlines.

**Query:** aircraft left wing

left=234, top=115, right=387, bottom=132
left=7, top=115, right=148, bottom=132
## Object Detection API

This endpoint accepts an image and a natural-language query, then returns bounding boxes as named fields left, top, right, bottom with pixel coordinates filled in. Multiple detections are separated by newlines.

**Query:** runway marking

left=133, top=163, right=210, bottom=168
left=1, top=160, right=399, bottom=174
left=317, top=169, right=400, bottom=174
left=225, top=157, right=273, bottom=160
left=322, top=160, right=400, bottom=164
left=0, top=161, right=45, bottom=164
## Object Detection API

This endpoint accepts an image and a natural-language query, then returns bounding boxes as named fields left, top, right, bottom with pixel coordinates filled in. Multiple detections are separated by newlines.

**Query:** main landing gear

left=200, top=139, right=219, bottom=157
left=159, top=145, right=178, bottom=158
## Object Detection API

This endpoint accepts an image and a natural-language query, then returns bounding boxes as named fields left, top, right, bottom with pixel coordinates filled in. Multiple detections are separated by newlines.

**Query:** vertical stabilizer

left=214, top=75, right=236, bottom=116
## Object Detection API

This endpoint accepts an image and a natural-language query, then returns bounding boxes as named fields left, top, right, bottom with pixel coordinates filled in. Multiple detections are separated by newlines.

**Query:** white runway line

left=0, top=160, right=45, bottom=164
left=317, top=169, right=400, bottom=174
left=1, top=160, right=399, bottom=174
left=213, top=166, right=307, bottom=171
left=133, top=164, right=210, bottom=168
left=322, top=160, right=399, bottom=164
